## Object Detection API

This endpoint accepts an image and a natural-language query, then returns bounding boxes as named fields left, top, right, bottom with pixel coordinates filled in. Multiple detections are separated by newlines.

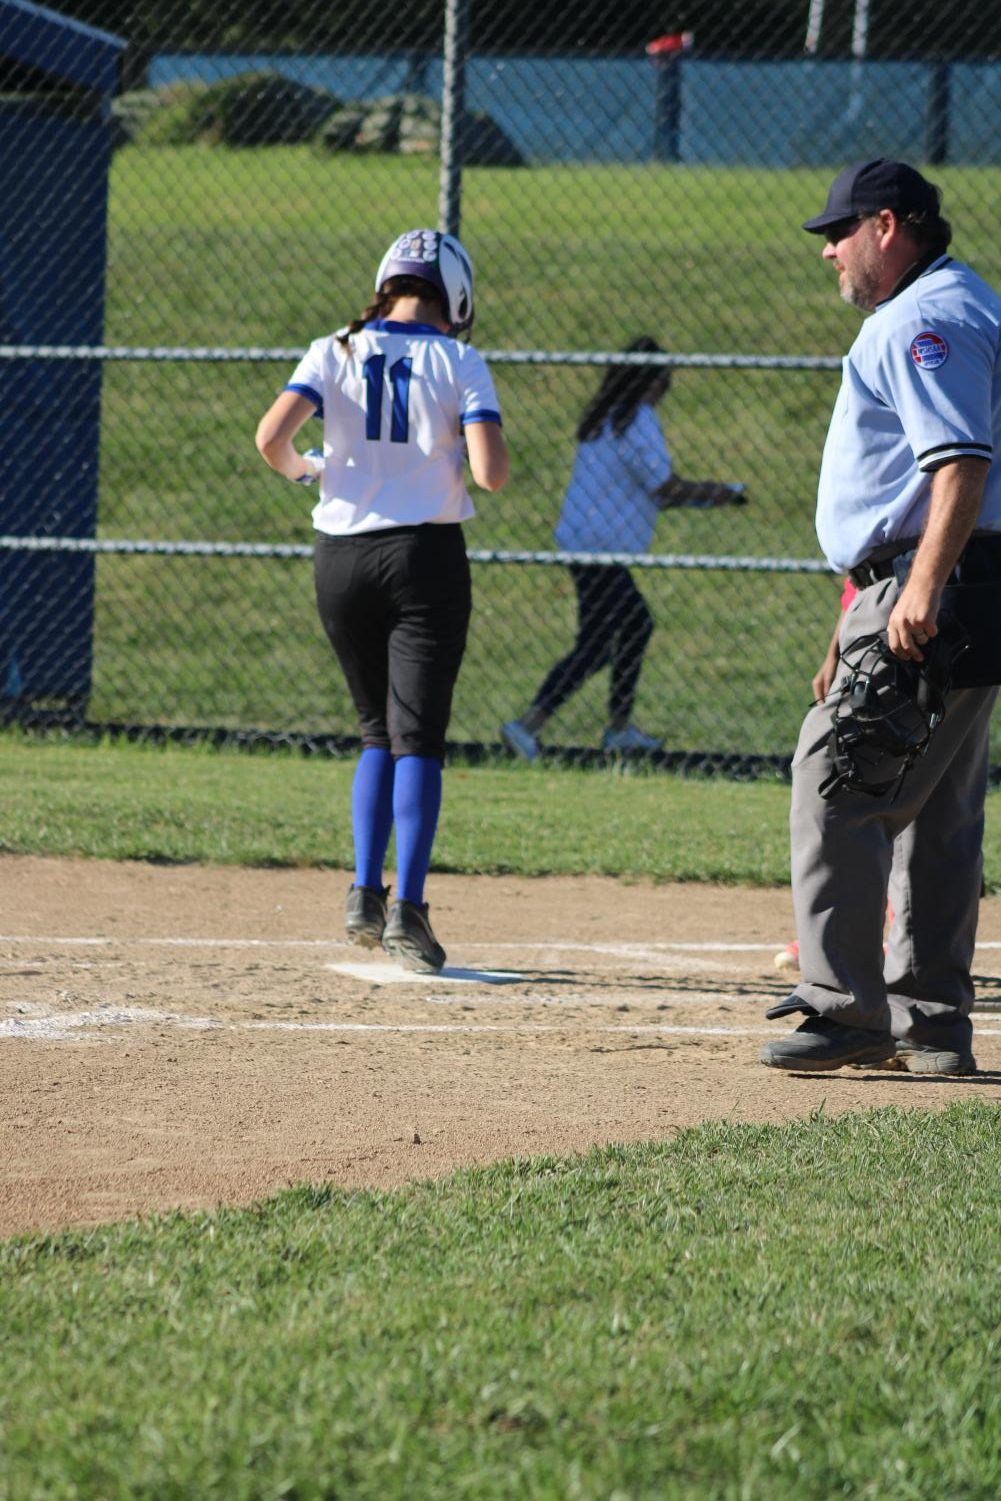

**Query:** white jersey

left=816, top=256, right=1001, bottom=571
left=554, top=403, right=671, bottom=554
left=286, top=319, right=501, bottom=536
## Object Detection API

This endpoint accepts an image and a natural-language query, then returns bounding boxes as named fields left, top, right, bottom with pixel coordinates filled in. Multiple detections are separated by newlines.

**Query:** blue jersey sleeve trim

left=460, top=409, right=502, bottom=428
left=285, top=382, right=324, bottom=417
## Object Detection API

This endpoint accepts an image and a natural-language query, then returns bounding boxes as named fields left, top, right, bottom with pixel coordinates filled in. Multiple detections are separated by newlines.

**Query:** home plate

left=326, top=960, right=524, bottom=986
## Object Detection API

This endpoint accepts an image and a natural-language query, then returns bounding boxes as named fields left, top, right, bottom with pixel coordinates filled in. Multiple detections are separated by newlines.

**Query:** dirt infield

left=3, top=853, right=1001, bottom=1239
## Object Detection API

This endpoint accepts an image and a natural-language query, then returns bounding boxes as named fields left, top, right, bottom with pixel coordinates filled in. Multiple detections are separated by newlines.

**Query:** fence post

left=438, top=0, right=468, bottom=237
left=926, top=60, right=951, bottom=166
left=646, top=32, right=693, bottom=164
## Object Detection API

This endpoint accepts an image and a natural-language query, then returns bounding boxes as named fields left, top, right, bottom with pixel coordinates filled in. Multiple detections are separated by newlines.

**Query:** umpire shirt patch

left=910, top=331, right=949, bottom=370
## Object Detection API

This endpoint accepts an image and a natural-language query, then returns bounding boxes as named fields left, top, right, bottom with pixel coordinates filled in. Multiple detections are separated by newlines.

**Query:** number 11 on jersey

left=363, top=355, right=413, bottom=443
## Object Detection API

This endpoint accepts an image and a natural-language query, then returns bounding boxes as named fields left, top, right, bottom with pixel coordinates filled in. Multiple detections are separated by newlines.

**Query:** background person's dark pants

left=314, top=523, right=471, bottom=761
left=531, top=563, right=654, bottom=724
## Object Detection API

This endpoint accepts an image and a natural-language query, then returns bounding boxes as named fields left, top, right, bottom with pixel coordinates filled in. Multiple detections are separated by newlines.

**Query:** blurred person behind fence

left=501, top=335, right=745, bottom=759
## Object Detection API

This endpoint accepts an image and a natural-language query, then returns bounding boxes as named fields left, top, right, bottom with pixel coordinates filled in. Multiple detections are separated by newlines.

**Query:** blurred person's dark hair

left=578, top=335, right=672, bottom=442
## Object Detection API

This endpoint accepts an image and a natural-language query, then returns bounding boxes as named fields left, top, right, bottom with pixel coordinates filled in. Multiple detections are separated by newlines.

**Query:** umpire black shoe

left=382, top=899, right=446, bottom=974
left=760, top=998, right=894, bottom=1072
left=345, top=884, right=389, bottom=948
left=892, top=1041, right=977, bottom=1076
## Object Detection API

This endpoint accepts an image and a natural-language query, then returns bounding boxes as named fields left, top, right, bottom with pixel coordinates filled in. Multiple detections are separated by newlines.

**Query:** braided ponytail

left=337, top=276, right=447, bottom=348
left=337, top=290, right=395, bottom=348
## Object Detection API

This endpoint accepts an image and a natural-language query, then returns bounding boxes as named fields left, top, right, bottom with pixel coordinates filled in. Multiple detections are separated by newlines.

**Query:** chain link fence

left=2, top=0, right=1000, bottom=763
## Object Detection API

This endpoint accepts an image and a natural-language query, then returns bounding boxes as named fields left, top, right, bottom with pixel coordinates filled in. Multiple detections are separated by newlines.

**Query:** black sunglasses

left=824, top=217, right=863, bottom=246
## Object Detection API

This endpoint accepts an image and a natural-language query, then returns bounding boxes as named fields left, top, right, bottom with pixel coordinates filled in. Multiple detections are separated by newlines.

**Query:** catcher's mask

left=819, top=623, right=969, bottom=801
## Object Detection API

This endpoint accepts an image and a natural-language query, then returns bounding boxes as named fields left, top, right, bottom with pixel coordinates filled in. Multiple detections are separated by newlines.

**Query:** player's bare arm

left=888, top=456, right=990, bottom=660
left=255, top=390, right=321, bottom=482
left=465, top=419, right=509, bottom=491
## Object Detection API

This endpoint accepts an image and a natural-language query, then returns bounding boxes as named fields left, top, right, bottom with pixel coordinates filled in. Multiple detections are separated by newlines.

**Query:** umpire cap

left=802, top=159, right=940, bottom=233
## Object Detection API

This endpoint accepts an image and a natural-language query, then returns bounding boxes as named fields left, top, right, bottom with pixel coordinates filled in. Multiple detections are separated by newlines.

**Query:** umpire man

left=762, top=158, right=1001, bottom=1074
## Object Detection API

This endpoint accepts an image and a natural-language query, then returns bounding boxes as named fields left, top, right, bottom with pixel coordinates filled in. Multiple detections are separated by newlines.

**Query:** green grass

left=5, top=731, right=1001, bottom=889
left=79, top=150, right=1001, bottom=750
left=104, top=154, right=1001, bottom=356
left=0, top=731, right=793, bottom=881
left=84, top=550, right=841, bottom=756
left=10, top=154, right=1001, bottom=1499
left=4, top=1106, right=1001, bottom=1500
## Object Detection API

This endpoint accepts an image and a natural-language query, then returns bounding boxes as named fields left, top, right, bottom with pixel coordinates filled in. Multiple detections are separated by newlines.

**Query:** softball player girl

left=256, top=230, right=508, bottom=972
left=501, top=336, right=743, bottom=759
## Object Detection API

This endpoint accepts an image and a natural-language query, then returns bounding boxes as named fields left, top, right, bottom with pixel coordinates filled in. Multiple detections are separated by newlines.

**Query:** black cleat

left=382, top=899, right=446, bottom=973
left=892, top=1041, right=977, bottom=1076
left=345, top=884, right=389, bottom=948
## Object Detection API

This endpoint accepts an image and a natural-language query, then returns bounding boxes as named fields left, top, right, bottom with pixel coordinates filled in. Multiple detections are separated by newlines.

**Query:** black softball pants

left=313, top=524, right=471, bottom=761
left=531, top=563, right=654, bottom=723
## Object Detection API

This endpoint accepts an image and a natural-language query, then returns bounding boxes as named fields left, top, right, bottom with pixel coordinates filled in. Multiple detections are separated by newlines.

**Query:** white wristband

left=294, top=449, right=325, bottom=485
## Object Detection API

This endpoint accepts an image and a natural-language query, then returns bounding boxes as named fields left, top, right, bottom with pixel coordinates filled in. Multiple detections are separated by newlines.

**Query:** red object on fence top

left=646, top=32, right=694, bottom=58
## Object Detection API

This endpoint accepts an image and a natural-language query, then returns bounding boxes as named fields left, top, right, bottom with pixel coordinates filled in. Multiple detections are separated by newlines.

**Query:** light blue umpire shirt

left=816, top=255, right=1001, bottom=572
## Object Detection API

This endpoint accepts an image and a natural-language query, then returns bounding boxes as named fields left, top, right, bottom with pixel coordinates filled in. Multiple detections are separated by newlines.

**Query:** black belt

left=847, top=557, right=899, bottom=590
left=849, top=534, right=1001, bottom=592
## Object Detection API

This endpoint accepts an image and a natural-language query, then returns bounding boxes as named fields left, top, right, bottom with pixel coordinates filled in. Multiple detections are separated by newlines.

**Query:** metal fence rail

left=1, top=534, right=833, bottom=574
left=0, top=345, right=844, bottom=370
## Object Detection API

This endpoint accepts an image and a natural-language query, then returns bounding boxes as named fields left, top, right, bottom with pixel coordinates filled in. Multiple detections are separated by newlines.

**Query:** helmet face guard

left=375, top=228, right=474, bottom=333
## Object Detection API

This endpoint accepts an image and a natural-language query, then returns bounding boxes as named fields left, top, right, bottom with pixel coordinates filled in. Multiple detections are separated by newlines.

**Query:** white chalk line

left=0, top=1001, right=785, bottom=1042
left=0, top=936, right=339, bottom=949
left=247, top=1020, right=778, bottom=1036
left=0, top=936, right=824, bottom=954
left=5, top=1000, right=1001, bottom=1046
left=420, top=992, right=760, bottom=1007
left=6, top=933, right=1001, bottom=954
left=0, top=1003, right=221, bottom=1042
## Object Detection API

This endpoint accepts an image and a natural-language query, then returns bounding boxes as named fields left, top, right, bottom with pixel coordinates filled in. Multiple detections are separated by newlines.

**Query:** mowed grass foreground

left=4, top=1107, right=1001, bottom=1500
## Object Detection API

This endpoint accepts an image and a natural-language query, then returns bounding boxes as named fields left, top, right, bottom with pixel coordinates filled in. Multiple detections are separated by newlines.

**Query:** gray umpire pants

left=790, top=576, right=997, bottom=1043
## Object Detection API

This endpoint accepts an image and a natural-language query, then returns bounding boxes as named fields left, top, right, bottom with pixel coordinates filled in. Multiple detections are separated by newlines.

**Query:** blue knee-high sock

left=352, top=747, right=395, bottom=891
left=393, top=756, right=443, bottom=906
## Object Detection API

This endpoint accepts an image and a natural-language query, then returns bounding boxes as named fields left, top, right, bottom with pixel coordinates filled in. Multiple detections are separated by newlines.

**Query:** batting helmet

left=375, top=229, right=475, bottom=333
